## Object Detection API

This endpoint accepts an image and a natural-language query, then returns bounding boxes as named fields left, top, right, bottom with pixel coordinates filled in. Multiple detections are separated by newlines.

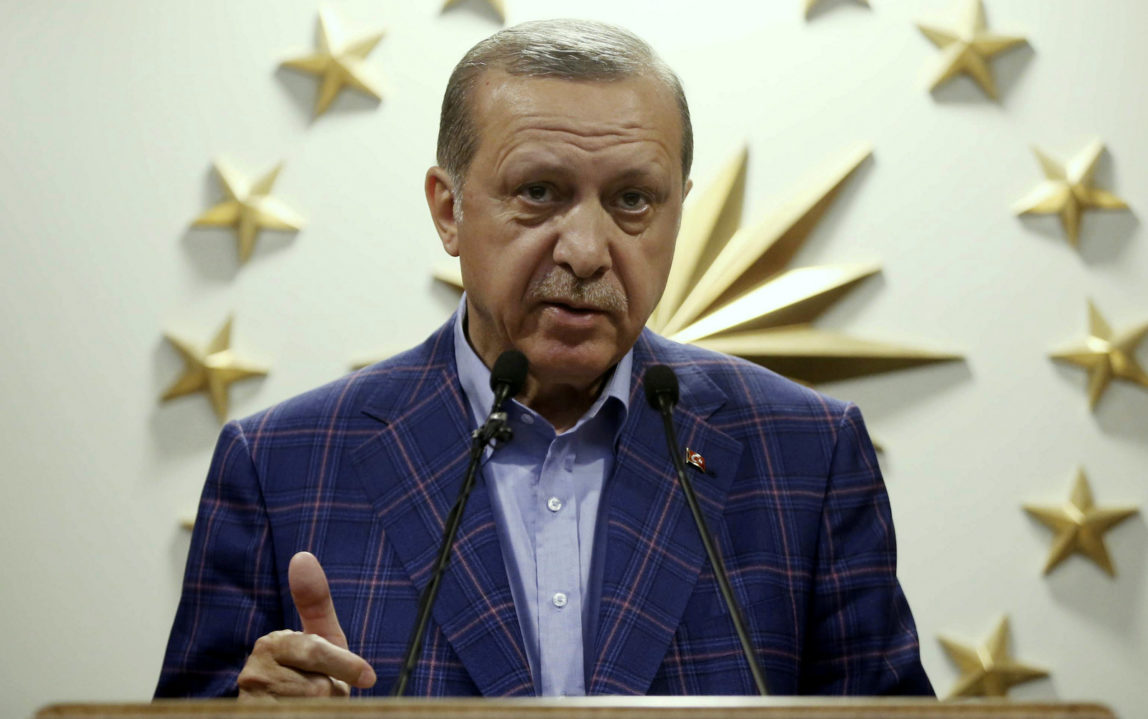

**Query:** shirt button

left=520, top=413, right=534, bottom=425
left=552, top=592, right=568, bottom=608
left=564, top=456, right=574, bottom=471
left=547, top=496, right=563, bottom=512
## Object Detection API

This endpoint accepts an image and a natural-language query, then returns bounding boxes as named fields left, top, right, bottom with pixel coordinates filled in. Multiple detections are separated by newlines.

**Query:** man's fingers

left=321, top=676, right=352, bottom=697
left=248, top=630, right=377, bottom=690
left=241, top=554, right=377, bottom=701
left=288, top=551, right=350, bottom=649
left=274, top=633, right=376, bottom=687
left=239, top=651, right=353, bottom=700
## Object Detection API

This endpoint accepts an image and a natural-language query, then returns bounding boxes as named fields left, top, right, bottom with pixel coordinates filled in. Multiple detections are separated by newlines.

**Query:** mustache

left=527, top=269, right=628, bottom=313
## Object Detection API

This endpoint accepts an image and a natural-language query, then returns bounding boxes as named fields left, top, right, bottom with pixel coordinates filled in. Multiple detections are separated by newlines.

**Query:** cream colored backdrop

left=1, top=1, right=1145, bottom=717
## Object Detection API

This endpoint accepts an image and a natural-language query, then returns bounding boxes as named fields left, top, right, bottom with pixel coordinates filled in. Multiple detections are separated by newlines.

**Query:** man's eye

left=521, top=184, right=553, bottom=202
left=618, top=191, right=650, bottom=211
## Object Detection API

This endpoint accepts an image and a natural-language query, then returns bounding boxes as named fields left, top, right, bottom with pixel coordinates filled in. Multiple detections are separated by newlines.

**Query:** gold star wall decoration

left=1050, top=300, right=1148, bottom=410
left=442, top=0, right=506, bottom=24
left=938, top=616, right=1049, bottom=698
left=917, top=0, right=1026, bottom=99
left=1024, top=468, right=1139, bottom=577
left=805, top=0, right=869, bottom=19
left=1014, top=139, right=1130, bottom=248
left=192, top=159, right=305, bottom=264
left=161, top=316, right=268, bottom=423
left=281, top=9, right=385, bottom=118
left=431, top=144, right=962, bottom=386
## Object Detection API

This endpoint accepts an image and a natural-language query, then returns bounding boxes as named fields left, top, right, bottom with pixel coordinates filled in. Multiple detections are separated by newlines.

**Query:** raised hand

left=237, top=552, right=377, bottom=699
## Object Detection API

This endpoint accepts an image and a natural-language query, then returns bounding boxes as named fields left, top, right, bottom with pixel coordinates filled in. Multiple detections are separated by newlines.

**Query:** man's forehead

left=468, top=70, right=683, bottom=164
left=474, top=69, right=669, bottom=107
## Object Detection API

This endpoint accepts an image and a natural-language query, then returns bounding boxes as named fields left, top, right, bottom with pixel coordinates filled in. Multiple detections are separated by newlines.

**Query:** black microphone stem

left=391, top=380, right=519, bottom=696
left=391, top=433, right=488, bottom=697
left=655, top=396, right=771, bottom=696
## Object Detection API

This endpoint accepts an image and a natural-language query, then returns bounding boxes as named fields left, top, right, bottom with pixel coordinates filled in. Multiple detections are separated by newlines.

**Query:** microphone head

left=643, top=364, right=680, bottom=409
left=490, top=350, right=528, bottom=398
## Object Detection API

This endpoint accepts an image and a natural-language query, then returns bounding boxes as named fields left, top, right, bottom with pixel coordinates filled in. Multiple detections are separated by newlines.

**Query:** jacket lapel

left=350, top=324, right=533, bottom=696
left=587, top=332, right=745, bottom=695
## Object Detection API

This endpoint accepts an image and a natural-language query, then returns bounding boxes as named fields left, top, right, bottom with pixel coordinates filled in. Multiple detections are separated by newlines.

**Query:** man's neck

left=461, top=303, right=618, bottom=433
left=518, top=373, right=610, bottom=433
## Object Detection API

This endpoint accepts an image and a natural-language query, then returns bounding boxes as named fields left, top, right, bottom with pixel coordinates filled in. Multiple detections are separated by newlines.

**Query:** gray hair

left=436, top=19, right=693, bottom=191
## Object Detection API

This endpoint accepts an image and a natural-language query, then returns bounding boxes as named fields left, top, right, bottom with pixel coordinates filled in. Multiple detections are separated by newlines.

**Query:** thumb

left=288, top=551, right=349, bottom=650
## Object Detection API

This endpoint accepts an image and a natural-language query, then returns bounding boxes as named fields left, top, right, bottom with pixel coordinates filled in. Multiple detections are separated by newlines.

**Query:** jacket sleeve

left=155, top=420, right=285, bottom=698
left=799, top=403, right=934, bottom=696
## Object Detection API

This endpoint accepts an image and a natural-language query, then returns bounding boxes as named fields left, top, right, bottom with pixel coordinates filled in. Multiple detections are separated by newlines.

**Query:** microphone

left=491, top=349, right=528, bottom=402
left=644, top=364, right=771, bottom=696
left=392, top=350, right=528, bottom=696
left=477, top=349, right=529, bottom=446
left=643, top=364, right=680, bottom=413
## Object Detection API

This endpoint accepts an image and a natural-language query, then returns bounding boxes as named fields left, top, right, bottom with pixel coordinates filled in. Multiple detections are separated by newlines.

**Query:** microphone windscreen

left=490, top=350, right=529, bottom=397
left=643, top=364, right=680, bottom=409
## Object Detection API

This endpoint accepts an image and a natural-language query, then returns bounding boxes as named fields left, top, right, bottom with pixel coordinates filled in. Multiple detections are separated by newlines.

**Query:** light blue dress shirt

left=452, top=298, right=631, bottom=696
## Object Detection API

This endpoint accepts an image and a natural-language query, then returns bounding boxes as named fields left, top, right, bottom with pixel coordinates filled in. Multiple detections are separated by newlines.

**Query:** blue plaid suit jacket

left=157, top=317, right=933, bottom=697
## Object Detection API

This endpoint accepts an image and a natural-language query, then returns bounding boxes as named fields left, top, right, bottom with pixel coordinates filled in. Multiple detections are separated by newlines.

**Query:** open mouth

left=545, top=301, right=602, bottom=315
left=542, top=302, right=608, bottom=326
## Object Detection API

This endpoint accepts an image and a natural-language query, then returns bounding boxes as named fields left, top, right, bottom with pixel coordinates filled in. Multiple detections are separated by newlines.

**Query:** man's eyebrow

left=501, top=156, right=571, bottom=178
left=611, top=166, right=670, bottom=185
left=616, top=167, right=660, bottom=179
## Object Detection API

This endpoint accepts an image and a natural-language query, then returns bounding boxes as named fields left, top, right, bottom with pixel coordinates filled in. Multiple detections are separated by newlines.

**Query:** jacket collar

left=351, top=320, right=742, bottom=696
left=586, top=330, right=743, bottom=695
left=351, top=317, right=535, bottom=696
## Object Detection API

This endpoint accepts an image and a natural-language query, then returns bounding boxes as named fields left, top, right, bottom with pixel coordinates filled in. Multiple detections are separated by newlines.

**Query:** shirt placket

left=534, top=434, right=585, bottom=696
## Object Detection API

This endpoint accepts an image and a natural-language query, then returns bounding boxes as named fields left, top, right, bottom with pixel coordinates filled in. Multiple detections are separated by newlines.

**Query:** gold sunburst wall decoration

left=430, top=144, right=961, bottom=386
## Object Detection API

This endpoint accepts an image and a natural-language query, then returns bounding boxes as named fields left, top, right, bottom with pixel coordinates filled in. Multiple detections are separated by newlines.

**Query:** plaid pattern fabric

left=156, top=316, right=933, bottom=697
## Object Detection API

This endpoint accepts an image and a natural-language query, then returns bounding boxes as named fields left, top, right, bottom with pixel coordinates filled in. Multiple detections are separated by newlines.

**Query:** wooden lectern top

left=35, top=698, right=1116, bottom=719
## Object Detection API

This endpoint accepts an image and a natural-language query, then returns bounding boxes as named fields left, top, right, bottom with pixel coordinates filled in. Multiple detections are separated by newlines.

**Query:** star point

left=804, top=0, right=869, bottom=19
left=917, top=0, right=1026, bottom=99
left=281, top=9, right=385, bottom=117
left=1024, top=468, right=1139, bottom=576
left=442, top=0, right=506, bottom=24
left=192, top=159, right=305, bottom=264
left=938, top=616, right=1048, bottom=698
left=1015, top=139, right=1130, bottom=248
left=1051, top=300, right=1148, bottom=410
left=162, top=316, right=269, bottom=423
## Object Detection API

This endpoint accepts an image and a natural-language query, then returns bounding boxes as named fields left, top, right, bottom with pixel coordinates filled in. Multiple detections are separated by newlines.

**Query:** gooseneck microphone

left=644, top=365, right=771, bottom=696
left=392, top=350, right=528, bottom=696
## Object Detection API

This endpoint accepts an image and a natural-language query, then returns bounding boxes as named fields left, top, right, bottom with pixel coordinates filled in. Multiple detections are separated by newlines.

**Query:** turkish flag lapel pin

left=684, top=447, right=706, bottom=473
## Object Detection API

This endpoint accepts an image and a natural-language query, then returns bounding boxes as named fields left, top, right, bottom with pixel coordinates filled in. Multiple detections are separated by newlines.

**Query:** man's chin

left=521, top=342, right=620, bottom=390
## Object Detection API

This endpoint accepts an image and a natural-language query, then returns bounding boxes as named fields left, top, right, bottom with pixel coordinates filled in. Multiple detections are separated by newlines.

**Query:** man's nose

left=552, top=201, right=613, bottom=279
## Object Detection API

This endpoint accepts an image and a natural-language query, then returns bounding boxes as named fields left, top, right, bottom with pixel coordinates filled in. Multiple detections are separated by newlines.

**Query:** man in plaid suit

left=158, top=19, right=933, bottom=699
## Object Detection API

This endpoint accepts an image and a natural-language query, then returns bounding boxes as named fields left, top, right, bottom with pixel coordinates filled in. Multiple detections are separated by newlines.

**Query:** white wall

left=1, top=1, right=1145, bottom=717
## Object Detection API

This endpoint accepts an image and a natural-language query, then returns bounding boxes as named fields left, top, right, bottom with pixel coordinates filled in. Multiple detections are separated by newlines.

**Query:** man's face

left=429, top=71, right=688, bottom=391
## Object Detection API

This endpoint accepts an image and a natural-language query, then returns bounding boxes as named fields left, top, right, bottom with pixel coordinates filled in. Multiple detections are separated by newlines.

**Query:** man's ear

left=683, top=178, right=693, bottom=201
left=425, top=166, right=460, bottom=257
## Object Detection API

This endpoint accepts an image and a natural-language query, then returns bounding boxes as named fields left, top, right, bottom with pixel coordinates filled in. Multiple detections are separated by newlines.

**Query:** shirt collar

left=452, top=294, right=632, bottom=436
